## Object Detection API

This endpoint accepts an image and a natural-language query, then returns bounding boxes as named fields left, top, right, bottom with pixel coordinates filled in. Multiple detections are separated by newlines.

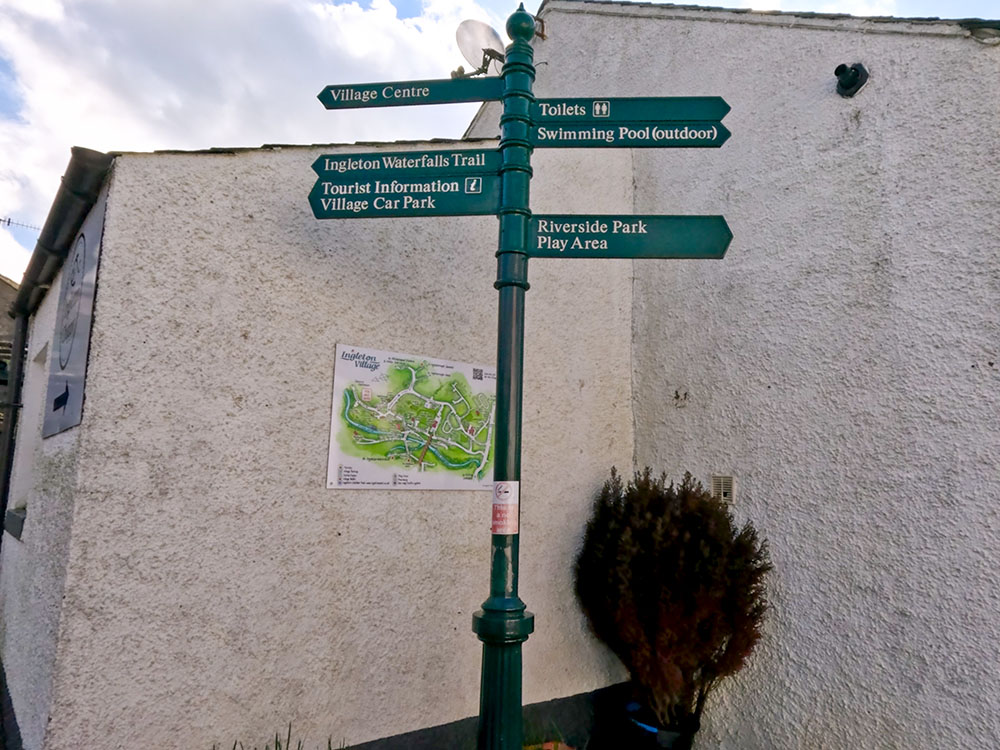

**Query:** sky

left=1, top=0, right=997, bottom=282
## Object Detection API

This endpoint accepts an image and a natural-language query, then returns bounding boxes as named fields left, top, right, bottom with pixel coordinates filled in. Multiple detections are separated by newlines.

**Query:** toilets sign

left=531, top=96, right=730, bottom=122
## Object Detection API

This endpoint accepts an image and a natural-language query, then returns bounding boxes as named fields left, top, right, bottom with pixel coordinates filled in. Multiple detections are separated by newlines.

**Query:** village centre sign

left=313, top=6, right=731, bottom=749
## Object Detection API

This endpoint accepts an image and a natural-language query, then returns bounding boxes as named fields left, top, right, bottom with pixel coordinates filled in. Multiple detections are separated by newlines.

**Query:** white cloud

left=0, top=229, right=31, bottom=283
left=0, top=0, right=65, bottom=22
left=0, top=0, right=510, bottom=280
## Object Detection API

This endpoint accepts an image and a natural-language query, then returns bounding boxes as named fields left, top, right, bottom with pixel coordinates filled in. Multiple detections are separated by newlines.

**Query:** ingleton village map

left=327, top=344, right=496, bottom=490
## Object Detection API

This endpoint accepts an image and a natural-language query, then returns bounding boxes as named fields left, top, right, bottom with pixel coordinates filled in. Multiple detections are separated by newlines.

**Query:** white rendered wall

left=0, top=258, right=86, bottom=750
left=31, top=141, right=634, bottom=749
left=537, top=2, right=1000, bottom=748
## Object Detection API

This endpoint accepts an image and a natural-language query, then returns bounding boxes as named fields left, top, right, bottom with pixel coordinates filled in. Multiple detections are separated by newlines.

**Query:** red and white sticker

left=491, top=481, right=519, bottom=534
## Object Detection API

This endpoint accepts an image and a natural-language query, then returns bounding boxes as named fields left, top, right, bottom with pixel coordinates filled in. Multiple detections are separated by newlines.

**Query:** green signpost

left=313, top=6, right=731, bottom=749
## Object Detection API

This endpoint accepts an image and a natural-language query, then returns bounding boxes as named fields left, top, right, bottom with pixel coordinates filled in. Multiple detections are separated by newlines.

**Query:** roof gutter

left=10, top=147, right=114, bottom=318
left=1, top=146, right=113, bottom=550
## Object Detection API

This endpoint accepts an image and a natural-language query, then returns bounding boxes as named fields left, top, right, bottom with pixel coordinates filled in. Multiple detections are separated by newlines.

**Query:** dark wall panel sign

left=43, top=188, right=107, bottom=437
left=531, top=122, right=730, bottom=148
left=527, top=215, right=732, bottom=259
left=318, top=77, right=503, bottom=109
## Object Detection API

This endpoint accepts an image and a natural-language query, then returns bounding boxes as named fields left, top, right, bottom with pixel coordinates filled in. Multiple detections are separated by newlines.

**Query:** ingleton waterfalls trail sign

left=312, top=6, right=732, bottom=750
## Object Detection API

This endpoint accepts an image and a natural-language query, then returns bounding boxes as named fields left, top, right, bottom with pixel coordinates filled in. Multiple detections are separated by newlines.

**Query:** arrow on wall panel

left=53, top=382, right=70, bottom=412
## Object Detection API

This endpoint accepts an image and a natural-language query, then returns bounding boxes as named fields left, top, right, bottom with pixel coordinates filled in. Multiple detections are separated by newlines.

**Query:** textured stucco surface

left=27, top=141, right=633, bottom=749
left=0, top=245, right=89, bottom=750
left=534, top=2, right=1000, bottom=748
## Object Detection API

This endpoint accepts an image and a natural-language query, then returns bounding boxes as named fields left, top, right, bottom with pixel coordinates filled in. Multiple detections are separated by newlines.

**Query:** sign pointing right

left=532, top=96, right=731, bottom=122
left=527, top=215, right=733, bottom=259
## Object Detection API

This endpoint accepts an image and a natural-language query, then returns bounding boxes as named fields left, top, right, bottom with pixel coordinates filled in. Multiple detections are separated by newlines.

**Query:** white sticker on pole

left=492, top=481, right=520, bottom=534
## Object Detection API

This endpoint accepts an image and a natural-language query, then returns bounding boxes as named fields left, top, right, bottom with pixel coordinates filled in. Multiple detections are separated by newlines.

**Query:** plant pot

left=622, top=702, right=698, bottom=750
left=586, top=688, right=699, bottom=750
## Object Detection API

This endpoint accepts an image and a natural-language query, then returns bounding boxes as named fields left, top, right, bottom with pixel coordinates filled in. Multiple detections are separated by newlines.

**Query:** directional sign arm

left=532, top=96, right=730, bottom=122
left=312, top=149, right=502, bottom=179
left=527, top=215, right=733, bottom=258
left=309, top=174, right=501, bottom=219
left=318, top=77, right=504, bottom=109
left=531, top=121, right=730, bottom=149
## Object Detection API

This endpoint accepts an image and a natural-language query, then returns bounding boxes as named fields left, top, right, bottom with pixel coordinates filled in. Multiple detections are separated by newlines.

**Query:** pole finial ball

left=506, top=5, right=535, bottom=42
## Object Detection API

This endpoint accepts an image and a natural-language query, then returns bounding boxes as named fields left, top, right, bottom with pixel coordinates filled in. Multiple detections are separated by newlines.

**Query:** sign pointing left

left=318, top=77, right=504, bottom=109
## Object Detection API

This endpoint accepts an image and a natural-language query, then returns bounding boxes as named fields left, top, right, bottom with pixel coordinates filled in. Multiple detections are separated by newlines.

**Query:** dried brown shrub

left=574, top=468, right=772, bottom=728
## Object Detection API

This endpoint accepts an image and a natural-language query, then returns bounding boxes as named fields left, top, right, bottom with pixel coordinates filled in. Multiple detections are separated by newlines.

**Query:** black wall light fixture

left=835, top=63, right=869, bottom=97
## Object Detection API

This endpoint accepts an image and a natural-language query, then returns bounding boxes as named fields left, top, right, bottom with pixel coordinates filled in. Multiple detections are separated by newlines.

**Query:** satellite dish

left=455, top=20, right=505, bottom=77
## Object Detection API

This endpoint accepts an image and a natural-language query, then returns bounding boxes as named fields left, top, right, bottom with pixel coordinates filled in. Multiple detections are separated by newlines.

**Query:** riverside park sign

left=312, top=6, right=731, bottom=750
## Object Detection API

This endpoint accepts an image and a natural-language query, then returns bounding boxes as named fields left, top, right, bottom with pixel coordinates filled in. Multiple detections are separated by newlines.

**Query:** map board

left=327, top=344, right=496, bottom=490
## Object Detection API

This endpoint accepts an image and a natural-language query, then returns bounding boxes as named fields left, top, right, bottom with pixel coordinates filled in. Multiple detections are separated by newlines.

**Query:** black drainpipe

left=0, top=315, right=28, bottom=536
left=0, top=146, right=113, bottom=553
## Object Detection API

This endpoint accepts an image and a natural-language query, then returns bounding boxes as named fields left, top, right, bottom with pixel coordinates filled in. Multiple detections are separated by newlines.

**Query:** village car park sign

left=313, top=7, right=731, bottom=750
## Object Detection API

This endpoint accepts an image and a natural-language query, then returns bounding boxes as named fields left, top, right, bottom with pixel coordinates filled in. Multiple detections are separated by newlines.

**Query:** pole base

left=472, top=600, right=535, bottom=643
left=474, top=602, right=534, bottom=750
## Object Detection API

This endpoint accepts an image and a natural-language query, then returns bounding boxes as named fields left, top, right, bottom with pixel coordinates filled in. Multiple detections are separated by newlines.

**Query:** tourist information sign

left=528, top=215, right=733, bottom=258
left=318, top=76, right=503, bottom=109
left=309, top=148, right=502, bottom=219
left=309, top=175, right=500, bottom=219
left=314, top=8, right=732, bottom=749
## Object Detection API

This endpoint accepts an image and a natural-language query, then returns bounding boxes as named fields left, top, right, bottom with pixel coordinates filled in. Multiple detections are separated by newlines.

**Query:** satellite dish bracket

left=452, top=48, right=506, bottom=79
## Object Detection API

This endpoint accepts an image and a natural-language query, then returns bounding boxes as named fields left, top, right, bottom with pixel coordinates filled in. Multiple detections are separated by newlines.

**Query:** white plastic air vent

left=711, top=475, right=734, bottom=503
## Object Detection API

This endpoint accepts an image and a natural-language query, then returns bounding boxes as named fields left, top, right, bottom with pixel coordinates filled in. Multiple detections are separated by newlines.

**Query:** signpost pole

left=471, top=6, right=535, bottom=750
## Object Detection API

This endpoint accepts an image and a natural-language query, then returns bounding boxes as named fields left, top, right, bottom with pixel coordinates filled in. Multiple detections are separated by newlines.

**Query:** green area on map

left=338, top=360, right=495, bottom=481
